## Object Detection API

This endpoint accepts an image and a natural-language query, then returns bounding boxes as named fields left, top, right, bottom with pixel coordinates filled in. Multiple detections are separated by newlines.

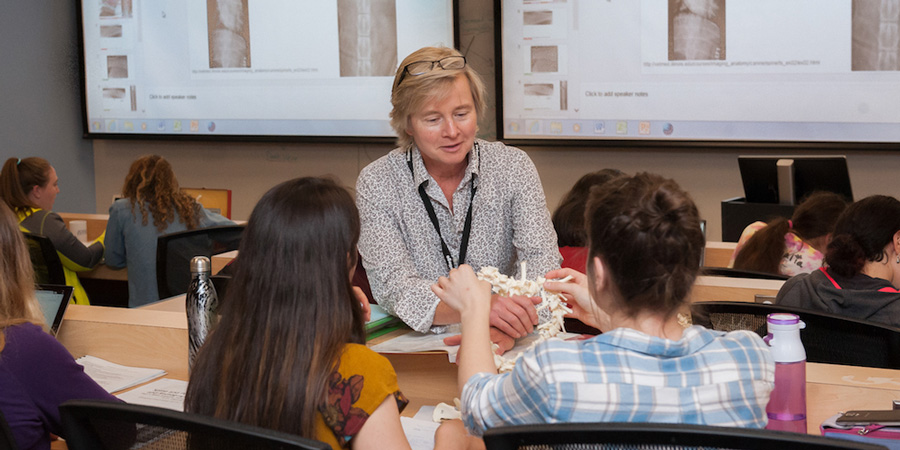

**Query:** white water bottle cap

left=765, top=313, right=806, bottom=363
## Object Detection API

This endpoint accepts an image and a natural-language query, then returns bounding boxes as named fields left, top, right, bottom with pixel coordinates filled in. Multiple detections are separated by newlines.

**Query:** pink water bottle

left=764, top=313, right=807, bottom=433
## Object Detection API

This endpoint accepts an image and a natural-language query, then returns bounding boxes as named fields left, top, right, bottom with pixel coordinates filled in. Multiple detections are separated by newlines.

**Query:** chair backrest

left=692, top=301, right=900, bottom=369
left=156, top=225, right=244, bottom=299
left=482, top=422, right=888, bottom=450
left=0, top=407, right=18, bottom=450
left=59, top=399, right=329, bottom=450
left=22, top=232, right=66, bottom=286
left=702, top=266, right=790, bottom=280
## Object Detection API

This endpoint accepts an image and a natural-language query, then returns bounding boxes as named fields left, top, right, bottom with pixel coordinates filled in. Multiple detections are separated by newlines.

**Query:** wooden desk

left=704, top=241, right=737, bottom=268
left=59, top=303, right=900, bottom=435
left=211, top=250, right=238, bottom=274
left=57, top=212, right=108, bottom=242
left=57, top=304, right=188, bottom=381
left=688, top=275, right=784, bottom=303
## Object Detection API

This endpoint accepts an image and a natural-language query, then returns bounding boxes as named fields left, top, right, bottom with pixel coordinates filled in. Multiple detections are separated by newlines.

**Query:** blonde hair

left=390, top=47, right=486, bottom=149
left=0, top=202, right=46, bottom=352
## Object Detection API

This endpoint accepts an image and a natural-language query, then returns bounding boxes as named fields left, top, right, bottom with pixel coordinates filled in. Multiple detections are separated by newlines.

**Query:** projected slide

left=80, top=0, right=455, bottom=138
left=498, top=0, right=900, bottom=144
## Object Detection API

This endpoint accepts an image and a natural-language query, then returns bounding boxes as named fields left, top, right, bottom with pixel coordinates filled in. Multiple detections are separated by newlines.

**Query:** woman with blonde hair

left=105, top=155, right=232, bottom=306
left=0, top=157, right=104, bottom=304
left=0, top=202, right=117, bottom=450
left=356, top=46, right=560, bottom=353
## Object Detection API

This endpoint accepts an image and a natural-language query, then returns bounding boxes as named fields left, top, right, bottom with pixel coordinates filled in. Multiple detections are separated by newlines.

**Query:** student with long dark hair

left=0, top=202, right=117, bottom=450
left=729, top=192, right=847, bottom=276
left=777, top=195, right=900, bottom=327
left=104, top=155, right=232, bottom=306
left=0, top=157, right=104, bottom=304
left=552, top=168, right=624, bottom=271
left=185, top=177, right=465, bottom=449
left=433, top=173, right=774, bottom=435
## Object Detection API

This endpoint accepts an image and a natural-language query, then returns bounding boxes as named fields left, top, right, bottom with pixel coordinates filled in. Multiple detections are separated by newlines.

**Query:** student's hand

left=544, top=268, right=606, bottom=331
left=353, top=286, right=371, bottom=322
left=432, top=265, right=492, bottom=315
left=488, top=293, right=540, bottom=338
left=443, top=327, right=515, bottom=355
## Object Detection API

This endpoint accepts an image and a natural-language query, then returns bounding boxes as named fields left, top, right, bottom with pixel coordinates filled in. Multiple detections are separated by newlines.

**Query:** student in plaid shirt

left=433, top=173, right=775, bottom=437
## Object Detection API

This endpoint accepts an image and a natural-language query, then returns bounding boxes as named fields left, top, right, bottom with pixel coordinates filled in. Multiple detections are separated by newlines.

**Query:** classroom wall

left=13, top=1, right=896, bottom=240
left=0, top=2, right=96, bottom=213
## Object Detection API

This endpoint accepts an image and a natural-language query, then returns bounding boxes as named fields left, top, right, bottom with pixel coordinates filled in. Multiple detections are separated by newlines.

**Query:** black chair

left=0, top=408, right=17, bottom=450
left=702, top=266, right=790, bottom=281
left=482, top=422, right=888, bottom=450
left=22, top=232, right=66, bottom=286
left=692, top=301, right=900, bottom=369
left=60, top=399, right=329, bottom=450
left=156, top=225, right=244, bottom=299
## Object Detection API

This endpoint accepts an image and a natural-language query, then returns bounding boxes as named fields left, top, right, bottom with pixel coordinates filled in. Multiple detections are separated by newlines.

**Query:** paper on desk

left=76, top=355, right=167, bottom=393
left=116, top=378, right=187, bottom=411
left=369, top=326, right=580, bottom=363
left=369, top=325, right=461, bottom=361
left=402, top=406, right=440, bottom=450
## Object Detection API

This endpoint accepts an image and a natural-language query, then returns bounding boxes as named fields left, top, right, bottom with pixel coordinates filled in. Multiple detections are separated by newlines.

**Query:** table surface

left=55, top=302, right=900, bottom=437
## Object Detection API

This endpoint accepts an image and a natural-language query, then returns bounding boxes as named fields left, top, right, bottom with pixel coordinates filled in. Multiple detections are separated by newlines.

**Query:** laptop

left=35, top=284, right=73, bottom=336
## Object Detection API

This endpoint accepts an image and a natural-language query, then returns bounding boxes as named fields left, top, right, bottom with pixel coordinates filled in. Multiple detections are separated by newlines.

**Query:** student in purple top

left=0, top=202, right=118, bottom=450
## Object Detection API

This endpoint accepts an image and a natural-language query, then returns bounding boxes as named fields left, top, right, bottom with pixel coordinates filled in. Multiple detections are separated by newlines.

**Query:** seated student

left=776, top=195, right=900, bottom=328
left=185, top=177, right=465, bottom=450
left=729, top=192, right=847, bottom=276
left=552, top=169, right=623, bottom=272
left=432, top=173, right=774, bottom=436
left=104, top=155, right=233, bottom=307
left=0, top=202, right=119, bottom=450
left=0, top=157, right=104, bottom=305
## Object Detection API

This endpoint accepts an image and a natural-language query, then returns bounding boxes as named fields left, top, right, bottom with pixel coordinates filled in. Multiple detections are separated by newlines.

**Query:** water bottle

left=186, top=256, right=219, bottom=371
left=764, top=313, right=807, bottom=433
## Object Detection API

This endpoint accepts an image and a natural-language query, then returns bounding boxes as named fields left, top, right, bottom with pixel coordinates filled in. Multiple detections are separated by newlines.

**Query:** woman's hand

left=543, top=268, right=606, bottom=331
left=488, top=294, right=540, bottom=338
left=353, top=286, right=372, bottom=322
left=443, top=326, right=516, bottom=355
left=432, top=265, right=492, bottom=317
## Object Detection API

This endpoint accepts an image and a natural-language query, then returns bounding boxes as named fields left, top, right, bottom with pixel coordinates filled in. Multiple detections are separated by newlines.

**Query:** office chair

left=482, top=422, right=888, bottom=450
left=59, top=399, right=329, bottom=450
left=692, top=301, right=900, bottom=369
left=22, top=232, right=66, bottom=286
left=701, top=266, right=790, bottom=281
left=0, top=408, right=17, bottom=450
left=156, top=225, right=244, bottom=299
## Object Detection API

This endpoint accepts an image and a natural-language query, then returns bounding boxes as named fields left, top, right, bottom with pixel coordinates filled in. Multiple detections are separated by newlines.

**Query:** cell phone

left=836, top=410, right=900, bottom=426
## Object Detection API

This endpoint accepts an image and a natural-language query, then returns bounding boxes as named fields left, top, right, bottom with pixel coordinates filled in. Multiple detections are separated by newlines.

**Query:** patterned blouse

left=316, top=344, right=408, bottom=449
left=728, top=221, right=825, bottom=276
left=356, top=139, right=561, bottom=333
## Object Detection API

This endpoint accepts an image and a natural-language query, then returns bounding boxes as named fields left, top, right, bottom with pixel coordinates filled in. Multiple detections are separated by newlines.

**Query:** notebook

left=35, top=284, right=73, bottom=336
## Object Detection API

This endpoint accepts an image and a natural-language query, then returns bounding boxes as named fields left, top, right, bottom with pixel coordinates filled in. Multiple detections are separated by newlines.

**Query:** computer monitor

left=738, top=156, right=853, bottom=204
left=35, top=284, right=73, bottom=336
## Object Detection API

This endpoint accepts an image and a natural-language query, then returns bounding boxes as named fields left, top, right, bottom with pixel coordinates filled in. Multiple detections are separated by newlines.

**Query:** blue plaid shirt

left=461, top=326, right=774, bottom=436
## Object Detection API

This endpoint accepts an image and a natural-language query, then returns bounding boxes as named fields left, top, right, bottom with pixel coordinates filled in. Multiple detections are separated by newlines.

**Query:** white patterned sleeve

left=356, top=165, right=443, bottom=333
left=507, top=148, right=561, bottom=279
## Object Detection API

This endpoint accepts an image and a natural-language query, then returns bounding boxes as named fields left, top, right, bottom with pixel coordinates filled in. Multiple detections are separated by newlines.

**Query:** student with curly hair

left=433, top=173, right=774, bottom=435
left=0, top=157, right=104, bottom=304
left=777, top=195, right=900, bottom=327
left=104, top=155, right=233, bottom=307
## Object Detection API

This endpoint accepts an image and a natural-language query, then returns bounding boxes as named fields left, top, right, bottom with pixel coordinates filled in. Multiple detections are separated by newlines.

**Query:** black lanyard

left=407, top=145, right=477, bottom=271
